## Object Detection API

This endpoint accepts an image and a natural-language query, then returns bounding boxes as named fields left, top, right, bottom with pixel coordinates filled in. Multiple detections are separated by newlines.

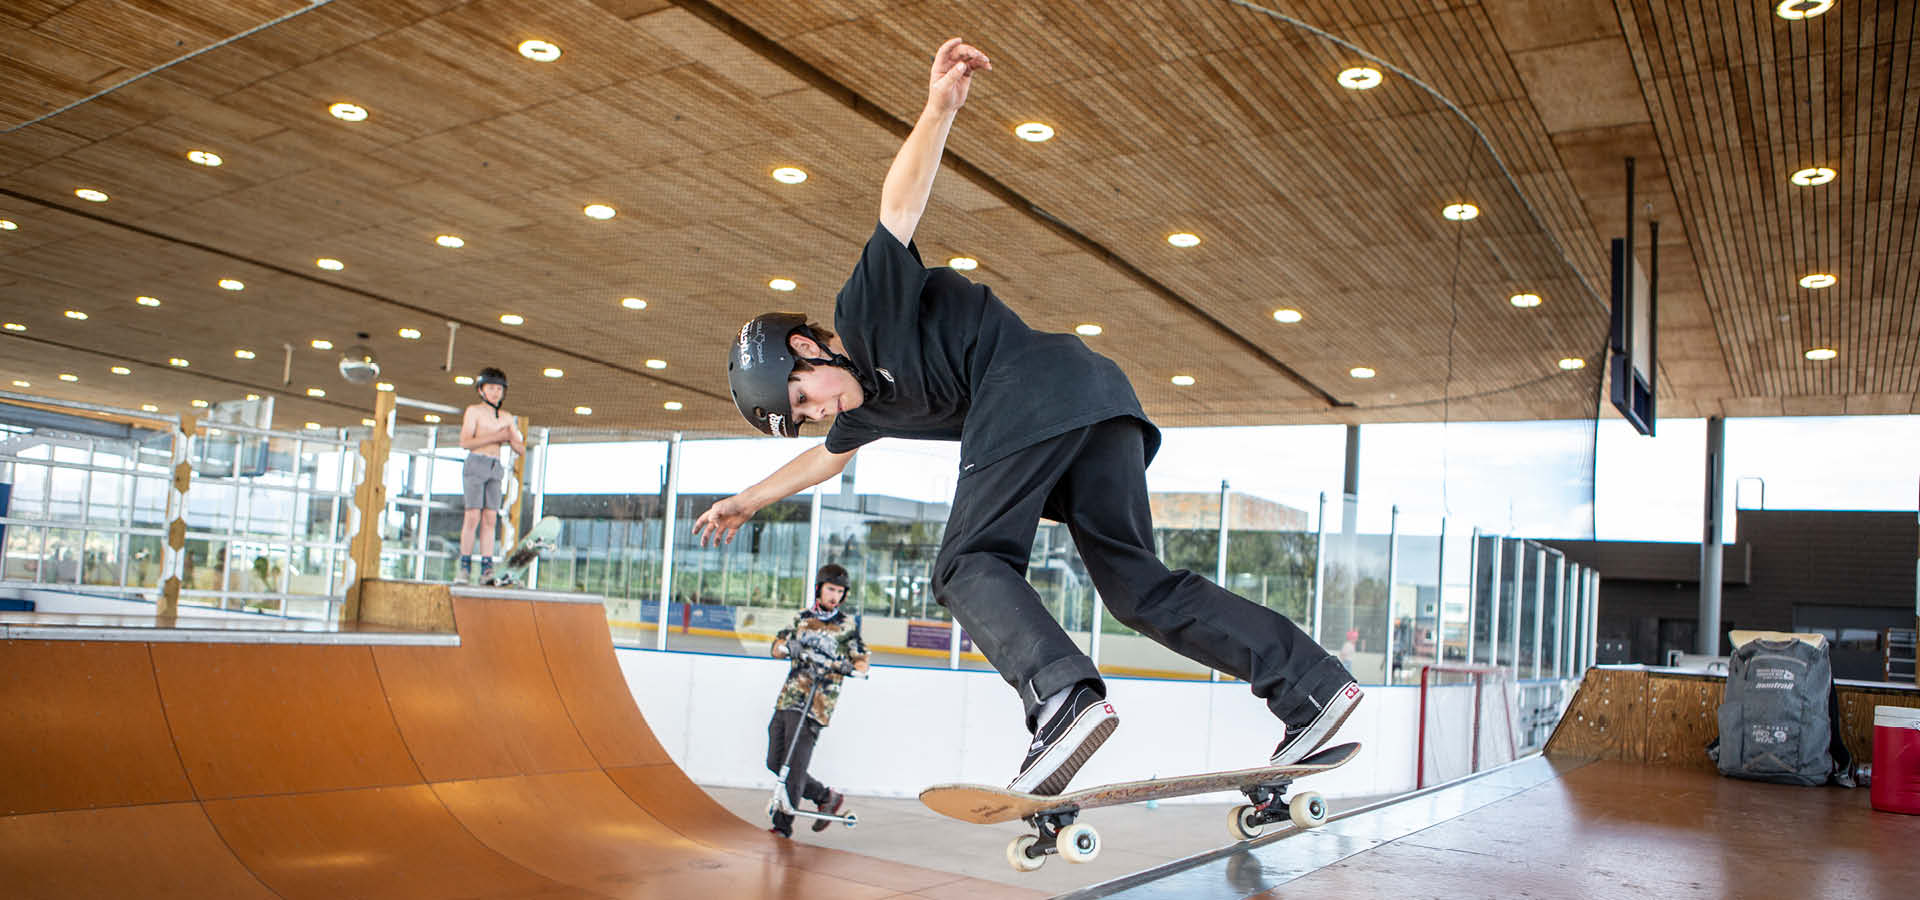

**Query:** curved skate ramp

left=0, top=587, right=1037, bottom=899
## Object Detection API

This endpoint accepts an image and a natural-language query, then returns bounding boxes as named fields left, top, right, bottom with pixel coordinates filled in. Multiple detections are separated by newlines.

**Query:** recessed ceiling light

left=141, top=403, right=159, bottom=412
left=1170, top=374, right=1195, bottom=386
left=1789, top=166, right=1836, bottom=186
left=110, top=366, right=131, bottom=375
left=1558, top=358, right=1587, bottom=370
left=11, top=380, right=28, bottom=387
left=663, top=400, right=684, bottom=411
left=1804, top=347, right=1837, bottom=360
left=1798, top=273, right=1836, bottom=289
left=398, top=328, right=421, bottom=340
left=583, top=204, right=616, bottom=220
left=0, top=219, right=16, bottom=230
left=771, top=166, right=808, bottom=184
left=301, top=422, right=321, bottom=430
left=518, top=39, right=562, bottom=62
left=948, top=256, right=978, bottom=271
left=1337, top=66, right=1383, bottom=90
left=1272, top=309, right=1303, bottom=324
left=64, top=309, right=88, bottom=320
left=500, top=313, right=525, bottom=325
left=136, top=295, right=161, bottom=307
left=187, top=150, right=222, bottom=167
left=1510, top=293, right=1543, bottom=308
left=3, top=323, right=23, bottom=331
left=168, top=358, right=189, bottom=368
left=218, top=278, right=244, bottom=291
left=454, top=375, right=474, bottom=385
left=1350, top=367, right=1377, bottom=379
left=306, top=387, right=325, bottom=397
left=376, top=382, right=394, bottom=392
left=1166, top=232, right=1201, bottom=248
left=645, top=358, right=667, bottom=369
left=621, top=297, right=647, bottom=310
left=361, top=418, right=376, bottom=427
left=191, top=399, right=208, bottom=408
left=234, top=349, right=255, bottom=359
left=1075, top=324, right=1103, bottom=336
left=1015, top=122, right=1055, bottom=142
left=315, top=257, right=344, bottom=271
left=435, top=234, right=465, bottom=248
left=542, top=367, right=564, bottom=378
left=74, top=188, right=109, bottom=202
left=573, top=406, right=592, bottom=415
left=422, top=414, right=442, bottom=423
left=328, top=102, right=368, bottom=122
left=768, top=278, right=797, bottom=292
left=60, top=374, right=79, bottom=382
left=1442, top=203, right=1479, bottom=221
left=245, top=393, right=259, bottom=401
left=311, top=339, right=333, bottom=350
left=1775, top=0, right=1834, bottom=20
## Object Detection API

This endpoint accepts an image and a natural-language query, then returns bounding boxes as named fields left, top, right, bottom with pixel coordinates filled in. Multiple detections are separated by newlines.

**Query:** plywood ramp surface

left=0, top=594, right=1041, bottom=900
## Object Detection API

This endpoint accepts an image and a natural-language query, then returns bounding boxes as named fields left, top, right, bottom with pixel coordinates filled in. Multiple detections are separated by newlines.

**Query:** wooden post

left=158, top=412, right=196, bottom=617
left=342, top=391, right=396, bottom=623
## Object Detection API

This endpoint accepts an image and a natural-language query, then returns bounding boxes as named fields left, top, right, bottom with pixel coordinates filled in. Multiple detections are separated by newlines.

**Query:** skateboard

left=485, top=516, right=560, bottom=587
left=919, top=741, right=1360, bottom=872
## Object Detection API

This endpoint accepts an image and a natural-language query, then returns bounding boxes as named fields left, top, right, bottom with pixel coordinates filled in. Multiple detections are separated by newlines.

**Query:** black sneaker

left=809, top=790, right=845, bottom=832
left=1270, top=681, right=1363, bottom=766
left=1008, top=684, right=1118, bottom=796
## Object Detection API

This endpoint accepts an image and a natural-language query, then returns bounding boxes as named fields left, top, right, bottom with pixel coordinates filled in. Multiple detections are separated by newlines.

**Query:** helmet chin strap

left=482, top=393, right=503, bottom=413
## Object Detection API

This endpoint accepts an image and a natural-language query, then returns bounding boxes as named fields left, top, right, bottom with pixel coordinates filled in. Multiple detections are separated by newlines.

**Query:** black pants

left=932, top=418, right=1351, bottom=731
left=765, top=707, right=831, bottom=836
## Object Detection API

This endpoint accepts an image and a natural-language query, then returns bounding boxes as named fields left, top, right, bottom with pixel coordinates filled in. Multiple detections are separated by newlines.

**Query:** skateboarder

left=456, top=367, right=524, bottom=585
left=696, top=37, right=1361, bottom=797
left=765, top=564, right=870, bottom=838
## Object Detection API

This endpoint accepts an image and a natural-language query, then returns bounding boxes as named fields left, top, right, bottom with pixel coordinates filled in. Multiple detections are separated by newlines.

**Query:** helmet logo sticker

left=767, top=412, right=788, bottom=436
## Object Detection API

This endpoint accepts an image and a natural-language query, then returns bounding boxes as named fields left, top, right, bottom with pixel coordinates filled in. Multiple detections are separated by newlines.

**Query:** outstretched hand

left=928, top=37, right=990, bottom=113
left=691, top=495, right=754, bottom=547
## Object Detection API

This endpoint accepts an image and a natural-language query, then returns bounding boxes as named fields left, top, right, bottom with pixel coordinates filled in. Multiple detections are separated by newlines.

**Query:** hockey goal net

left=1417, top=663, right=1520, bottom=788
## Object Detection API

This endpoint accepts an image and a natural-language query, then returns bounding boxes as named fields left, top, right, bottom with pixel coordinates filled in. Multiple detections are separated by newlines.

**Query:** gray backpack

left=1710, top=637, right=1846, bottom=786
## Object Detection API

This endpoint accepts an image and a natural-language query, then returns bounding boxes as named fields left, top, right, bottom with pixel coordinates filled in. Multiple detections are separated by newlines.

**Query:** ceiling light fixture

left=191, top=399, right=208, bottom=408
left=1014, top=122, right=1055, bottom=142
left=219, top=278, right=244, bottom=291
left=1442, top=203, right=1479, bottom=221
left=110, top=366, right=131, bottom=375
left=1350, top=367, right=1377, bottom=379
left=1775, top=0, right=1834, bottom=20
left=1804, top=347, right=1837, bottom=360
left=768, top=278, right=796, bottom=292
left=376, top=382, right=394, bottom=392
left=454, top=375, right=474, bottom=385
left=1558, top=358, right=1587, bottom=370
left=306, top=387, right=325, bottom=397
left=948, top=257, right=978, bottom=271
left=136, top=295, right=161, bottom=307
left=423, top=414, right=442, bottom=423
left=1170, top=374, right=1196, bottom=386
left=328, top=102, right=368, bottom=122
left=60, top=374, right=79, bottom=382
left=645, top=359, right=667, bottom=369
left=771, top=166, right=808, bottom=184
left=187, top=150, right=223, bottom=167
left=1166, top=232, right=1201, bottom=248
left=141, top=404, right=159, bottom=412
left=1799, top=273, right=1836, bottom=289
left=1075, top=324, right=1103, bottom=336
left=621, top=297, right=647, bottom=309
left=12, top=380, right=30, bottom=387
left=361, top=418, right=376, bottom=427
left=305, top=422, right=323, bottom=430
left=168, top=358, right=189, bottom=368
left=235, top=349, right=255, bottom=359
left=1337, top=66, right=1383, bottom=90
left=1272, top=309, right=1303, bottom=323
left=518, top=39, right=561, bottom=62
left=0, top=219, right=16, bottom=230
left=75, top=188, right=109, bottom=202
left=1509, top=293, right=1543, bottom=308
left=542, top=367, right=564, bottom=378
left=64, top=310, right=88, bottom=320
left=3, top=323, right=24, bottom=331
left=316, top=257, right=344, bottom=271
left=435, top=234, right=465, bottom=248
left=663, top=401, right=683, bottom=411
left=398, top=328, right=422, bottom=339
left=311, top=339, right=333, bottom=350
left=1789, top=166, right=1836, bottom=186
left=500, top=313, right=525, bottom=325
left=583, top=204, right=616, bottom=219
left=573, top=406, right=592, bottom=415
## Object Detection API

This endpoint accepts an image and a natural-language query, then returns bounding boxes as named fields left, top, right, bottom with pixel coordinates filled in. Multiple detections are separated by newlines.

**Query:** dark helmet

left=475, top=367, right=508, bottom=392
left=729, top=312, right=819, bottom=437
left=814, top=563, right=850, bottom=599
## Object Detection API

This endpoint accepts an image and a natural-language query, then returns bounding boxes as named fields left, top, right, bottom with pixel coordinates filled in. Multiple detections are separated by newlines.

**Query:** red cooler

left=1872, top=705, right=1920, bottom=815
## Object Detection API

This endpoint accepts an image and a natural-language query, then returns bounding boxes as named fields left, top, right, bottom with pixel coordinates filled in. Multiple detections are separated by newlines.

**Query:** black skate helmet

left=475, top=367, right=508, bottom=410
left=728, top=312, right=850, bottom=437
left=814, top=563, right=850, bottom=600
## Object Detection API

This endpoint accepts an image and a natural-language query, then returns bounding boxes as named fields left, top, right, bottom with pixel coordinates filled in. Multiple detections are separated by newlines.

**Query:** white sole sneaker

left=1271, top=681, right=1364, bottom=766
left=1009, top=697, right=1119, bottom=795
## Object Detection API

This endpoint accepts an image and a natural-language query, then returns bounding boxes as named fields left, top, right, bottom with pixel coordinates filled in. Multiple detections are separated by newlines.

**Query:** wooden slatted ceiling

left=2, top=0, right=1910, bottom=432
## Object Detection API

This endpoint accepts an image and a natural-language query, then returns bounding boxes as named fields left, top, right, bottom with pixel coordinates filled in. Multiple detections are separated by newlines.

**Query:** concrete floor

left=699, top=785, right=1387, bottom=897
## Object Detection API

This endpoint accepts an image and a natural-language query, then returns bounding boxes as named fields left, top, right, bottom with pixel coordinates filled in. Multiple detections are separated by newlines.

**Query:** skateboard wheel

left=842, top=812, right=858, bottom=828
left=1229, top=803, right=1266, bottom=841
left=1288, top=791, right=1327, bottom=829
left=1057, top=822, right=1100, bottom=864
left=1006, top=835, right=1045, bottom=872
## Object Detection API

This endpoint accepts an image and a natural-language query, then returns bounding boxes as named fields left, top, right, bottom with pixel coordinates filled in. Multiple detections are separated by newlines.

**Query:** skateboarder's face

left=785, top=335, right=863, bottom=427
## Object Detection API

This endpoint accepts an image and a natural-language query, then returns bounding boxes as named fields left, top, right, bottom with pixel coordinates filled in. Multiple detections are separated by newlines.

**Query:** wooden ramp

left=0, top=588, right=1039, bottom=900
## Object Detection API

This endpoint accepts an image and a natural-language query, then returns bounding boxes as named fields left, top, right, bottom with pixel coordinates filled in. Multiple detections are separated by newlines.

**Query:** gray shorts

left=462, top=454, right=505, bottom=509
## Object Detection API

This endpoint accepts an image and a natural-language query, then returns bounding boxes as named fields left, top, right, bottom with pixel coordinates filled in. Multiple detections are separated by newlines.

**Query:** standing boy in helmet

left=457, top=367, right=524, bottom=585
left=696, top=38, right=1361, bottom=797
left=765, top=563, right=869, bottom=838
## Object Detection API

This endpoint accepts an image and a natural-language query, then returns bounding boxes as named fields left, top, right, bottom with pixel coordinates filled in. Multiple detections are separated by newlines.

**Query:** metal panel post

left=656, top=432, right=682, bottom=651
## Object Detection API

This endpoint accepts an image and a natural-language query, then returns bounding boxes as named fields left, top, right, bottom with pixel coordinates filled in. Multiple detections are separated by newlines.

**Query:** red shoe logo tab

left=1342, top=684, right=1361, bottom=700
left=1102, top=703, right=1115, bottom=714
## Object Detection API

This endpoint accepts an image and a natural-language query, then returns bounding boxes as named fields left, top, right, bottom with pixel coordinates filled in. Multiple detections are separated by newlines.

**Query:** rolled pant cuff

left=1020, top=655, right=1104, bottom=729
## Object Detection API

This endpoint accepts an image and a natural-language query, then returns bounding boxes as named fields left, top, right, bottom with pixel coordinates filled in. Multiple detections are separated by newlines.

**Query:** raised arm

left=879, top=38, right=990, bottom=247
left=691, top=444, right=855, bottom=546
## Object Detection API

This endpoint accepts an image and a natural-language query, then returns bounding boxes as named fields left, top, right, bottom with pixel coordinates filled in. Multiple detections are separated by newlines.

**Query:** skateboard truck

left=1228, top=780, right=1328, bottom=841
left=1008, top=809, right=1099, bottom=871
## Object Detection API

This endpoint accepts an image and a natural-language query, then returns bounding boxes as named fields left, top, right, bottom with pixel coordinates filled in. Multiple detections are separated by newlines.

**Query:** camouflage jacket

left=772, top=608, right=869, bottom=726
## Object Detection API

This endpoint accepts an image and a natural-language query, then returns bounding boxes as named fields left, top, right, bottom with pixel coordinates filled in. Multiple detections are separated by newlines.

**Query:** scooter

left=766, top=647, right=866, bottom=830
